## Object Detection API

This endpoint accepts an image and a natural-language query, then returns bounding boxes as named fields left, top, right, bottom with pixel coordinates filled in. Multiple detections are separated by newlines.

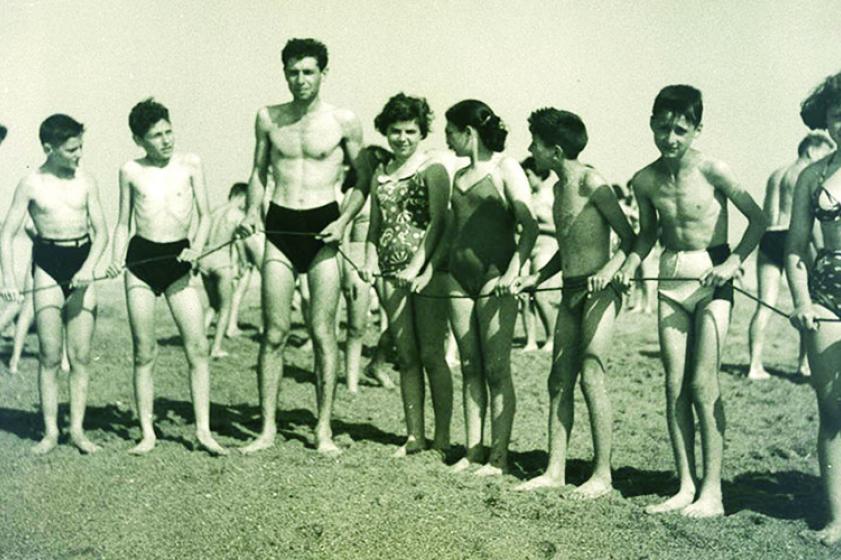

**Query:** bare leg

left=64, top=285, right=100, bottom=454
left=522, top=295, right=539, bottom=352
left=9, top=275, right=34, bottom=374
left=747, top=254, right=780, bottom=380
left=448, top=282, right=486, bottom=472
left=125, top=274, right=159, bottom=455
left=341, top=242, right=370, bottom=394
left=516, top=299, right=578, bottom=491
left=646, top=297, right=697, bottom=514
left=681, top=298, right=730, bottom=518
left=209, top=269, right=235, bottom=358
left=30, top=274, right=64, bottom=455
left=417, top=272, right=453, bottom=452
left=240, top=247, right=296, bottom=454
left=226, top=266, right=252, bottom=338
left=804, top=306, right=841, bottom=544
left=570, top=290, right=619, bottom=500
left=166, top=277, right=228, bottom=455
left=307, top=247, right=342, bottom=454
left=473, top=288, right=518, bottom=476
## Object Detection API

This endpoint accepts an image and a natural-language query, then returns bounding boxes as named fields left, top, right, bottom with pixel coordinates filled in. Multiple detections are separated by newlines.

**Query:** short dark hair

left=129, top=98, right=170, bottom=138
left=374, top=93, right=433, bottom=138
left=445, top=99, right=507, bottom=152
left=282, top=38, right=328, bottom=70
left=39, top=114, right=84, bottom=147
left=0, top=124, right=7, bottom=143
left=797, top=132, right=834, bottom=158
left=800, top=71, right=841, bottom=130
left=528, top=107, right=588, bottom=159
left=652, top=85, right=703, bottom=127
left=228, top=182, right=248, bottom=199
left=341, top=145, right=393, bottom=193
left=520, top=156, right=550, bottom=180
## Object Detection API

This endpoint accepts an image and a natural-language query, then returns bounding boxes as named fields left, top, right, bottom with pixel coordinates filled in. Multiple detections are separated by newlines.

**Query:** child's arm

left=785, top=165, right=818, bottom=331
left=703, top=160, right=768, bottom=286
left=498, top=157, right=538, bottom=293
left=590, top=179, right=637, bottom=292
left=107, top=166, right=133, bottom=277
left=0, top=178, right=32, bottom=297
left=185, top=155, right=211, bottom=259
left=616, top=174, right=658, bottom=286
left=361, top=171, right=382, bottom=284
left=74, top=175, right=109, bottom=284
left=762, top=168, right=783, bottom=228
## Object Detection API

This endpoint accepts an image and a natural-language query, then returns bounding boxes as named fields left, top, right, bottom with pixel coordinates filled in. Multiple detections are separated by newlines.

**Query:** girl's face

left=445, top=121, right=470, bottom=157
left=386, top=119, right=422, bottom=161
left=825, top=100, right=841, bottom=146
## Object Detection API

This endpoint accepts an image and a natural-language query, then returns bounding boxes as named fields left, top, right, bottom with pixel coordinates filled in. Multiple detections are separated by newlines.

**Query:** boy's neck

left=659, top=149, right=694, bottom=178
left=144, top=154, right=172, bottom=168
left=41, top=159, right=75, bottom=179
left=553, top=158, right=581, bottom=182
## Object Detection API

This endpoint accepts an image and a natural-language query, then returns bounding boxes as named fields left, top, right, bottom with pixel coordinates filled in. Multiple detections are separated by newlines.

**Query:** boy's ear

left=695, top=123, right=703, bottom=135
left=552, top=144, right=565, bottom=163
left=42, top=143, right=53, bottom=155
left=132, top=134, right=143, bottom=146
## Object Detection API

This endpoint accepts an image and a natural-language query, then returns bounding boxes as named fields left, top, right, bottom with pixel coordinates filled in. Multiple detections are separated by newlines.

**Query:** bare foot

left=316, top=438, right=342, bottom=456
left=747, top=367, right=771, bottom=381
left=570, top=476, right=613, bottom=500
left=514, top=474, right=565, bottom=492
left=7, top=359, right=18, bottom=374
left=197, top=432, right=228, bottom=456
left=539, top=342, right=553, bottom=354
left=798, top=363, right=812, bottom=378
left=645, top=489, right=696, bottom=514
left=225, top=327, right=243, bottom=338
left=817, top=521, right=841, bottom=546
left=681, top=496, right=724, bottom=518
left=365, top=363, right=395, bottom=389
left=60, top=356, right=70, bottom=373
left=521, top=343, right=539, bottom=353
left=70, top=432, right=101, bottom=454
left=450, top=457, right=476, bottom=473
left=128, top=437, right=157, bottom=455
left=210, top=349, right=229, bottom=359
left=474, top=463, right=506, bottom=477
left=31, top=433, right=59, bottom=455
left=239, top=432, right=276, bottom=455
left=392, top=437, right=426, bottom=458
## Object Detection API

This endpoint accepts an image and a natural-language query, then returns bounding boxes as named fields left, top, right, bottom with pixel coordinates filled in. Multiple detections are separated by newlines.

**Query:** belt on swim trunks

left=35, top=234, right=91, bottom=248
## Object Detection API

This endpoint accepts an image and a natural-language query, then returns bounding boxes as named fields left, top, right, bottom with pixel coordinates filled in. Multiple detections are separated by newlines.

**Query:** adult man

left=747, top=132, right=834, bottom=380
left=0, top=114, right=108, bottom=454
left=240, top=38, right=363, bottom=454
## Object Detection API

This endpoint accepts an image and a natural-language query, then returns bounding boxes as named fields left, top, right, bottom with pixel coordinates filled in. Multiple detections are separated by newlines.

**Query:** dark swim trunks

left=265, top=201, right=340, bottom=274
left=126, top=235, right=192, bottom=296
left=31, top=235, right=91, bottom=299
left=759, top=229, right=787, bottom=269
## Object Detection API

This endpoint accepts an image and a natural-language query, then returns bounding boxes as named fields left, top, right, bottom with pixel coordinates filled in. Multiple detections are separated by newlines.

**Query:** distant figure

left=0, top=114, right=109, bottom=455
left=106, top=98, right=226, bottom=455
left=747, top=132, right=834, bottom=380
left=786, top=69, right=841, bottom=546
left=520, top=156, right=559, bottom=352
left=199, top=182, right=249, bottom=358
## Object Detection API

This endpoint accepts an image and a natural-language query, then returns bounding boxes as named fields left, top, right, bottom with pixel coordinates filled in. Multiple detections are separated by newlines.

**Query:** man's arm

left=242, top=109, right=270, bottom=233
left=320, top=111, right=364, bottom=243
left=187, top=155, right=212, bottom=257
left=74, top=174, right=109, bottom=283
left=762, top=168, right=784, bottom=227
left=0, top=178, right=33, bottom=295
left=107, top=166, right=133, bottom=276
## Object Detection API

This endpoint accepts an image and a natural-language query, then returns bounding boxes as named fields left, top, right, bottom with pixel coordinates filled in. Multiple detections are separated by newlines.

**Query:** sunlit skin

left=786, top=97, right=841, bottom=546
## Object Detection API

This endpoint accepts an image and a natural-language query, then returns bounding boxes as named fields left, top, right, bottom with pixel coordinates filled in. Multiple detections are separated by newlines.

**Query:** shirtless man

left=617, top=85, right=766, bottom=517
left=200, top=182, right=249, bottom=358
left=747, top=132, right=834, bottom=380
left=521, top=156, right=559, bottom=352
left=238, top=38, right=363, bottom=455
left=0, top=114, right=108, bottom=454
left=513, top=108, right=635, bottom=498
left=106, top=98, right=226, bottom=455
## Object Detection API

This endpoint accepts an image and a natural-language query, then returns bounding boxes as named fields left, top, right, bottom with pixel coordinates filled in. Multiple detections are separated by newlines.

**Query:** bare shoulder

left=179, top=152, right=202, bottom=169
left=77, top=169, right=98, bottom=188
left=699, top=154, right=734, bottom=182
left=582, top=166, right=609, bottom=196
left=630, top=163, right=658, bottom=197
left=14, top=170, right=40, bottom=196
left=497, top=155, right=525, bottom=179
left=330, top=106, right=361, bottom=135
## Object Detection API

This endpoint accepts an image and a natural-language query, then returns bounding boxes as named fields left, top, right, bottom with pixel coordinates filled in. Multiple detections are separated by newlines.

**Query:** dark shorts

left=265, top=201, right=339, bottom=274
left=708, top=243, right=734, bottom=304
left=126, top=235, right=192, bottom=296
left=32, top=235, right=91, bottom=299
left=759, top=229, right=787, bottom=269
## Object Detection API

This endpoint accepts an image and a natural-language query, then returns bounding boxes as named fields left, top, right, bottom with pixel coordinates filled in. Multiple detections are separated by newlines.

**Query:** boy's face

left=528, top=134, right=558, bottom=172
left=650, top=111, right=700, bottom=160
left=825, top=101, right=841, bottom=146
left=284, top=56, right=324, bottom=102
left=46, top=135, right=83, bottom=171
left=136, top=119, right=174, bottom=160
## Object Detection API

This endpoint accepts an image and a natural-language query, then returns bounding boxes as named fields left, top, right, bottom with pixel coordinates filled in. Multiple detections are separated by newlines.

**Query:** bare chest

left=132, top=165, right=193, bottom=206
left=650, top=173, right=720, bottom=223
left=268, top=116, right=343, bottom=160
left=29, top=176, right=88, bottom=215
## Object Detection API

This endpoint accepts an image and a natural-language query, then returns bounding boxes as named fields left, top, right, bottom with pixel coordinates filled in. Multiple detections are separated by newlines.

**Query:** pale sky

left=2, top=0, right=840, bottom=238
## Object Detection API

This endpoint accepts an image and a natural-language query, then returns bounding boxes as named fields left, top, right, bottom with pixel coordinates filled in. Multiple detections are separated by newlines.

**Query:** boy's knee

left=263, top=324, right=289, bottom=351
left=345, top=320, right=365, bottom=341
left=484, top=363, right=510, bottom=389
left=689, top=377, right=719, bottom=405
left=184, top=337, right=209, bottom=363
left=579, top=356, right=606, bottom=392
left=133, top=342, right=157, bottom=368
left=67, top=345, right=91, bottom=367
left=419, top=347, right=446, bottom=371
left=309, top=318, right=336, bottom=344
left=39, top=348, right=62, bottom=369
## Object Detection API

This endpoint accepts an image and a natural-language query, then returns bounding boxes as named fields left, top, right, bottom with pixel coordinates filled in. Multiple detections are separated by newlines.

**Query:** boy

left=617, top=85, right=766, bottom=517
left=199, top=182, right=249, bottom=358
left=513, top=108, right=635, bottom=498
left=106, top=98, right=226, bottom=455
left=0, top=114, right=109, bottom=454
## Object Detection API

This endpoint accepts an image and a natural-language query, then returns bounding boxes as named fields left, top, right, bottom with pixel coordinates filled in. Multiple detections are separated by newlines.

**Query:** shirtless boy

left=238, top=38, right=363, bottom=455
left=747, top=132, right=834, bottom=380
left=617, top=85, right=766, bottom=517
left=106, top=98, right=226, bottom=455
left=200, top=182, right=249, bottom=358
left=513, top=108, right=635, bottom=498
left=0, top=114, right=108, bottom=454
